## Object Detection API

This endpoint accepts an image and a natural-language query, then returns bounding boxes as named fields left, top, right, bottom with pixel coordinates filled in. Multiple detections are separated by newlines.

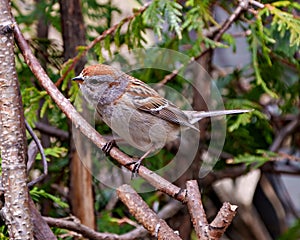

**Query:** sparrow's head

left=73, top=64, right=128, bottom=105
left=73, top=64, right=122, bottom=84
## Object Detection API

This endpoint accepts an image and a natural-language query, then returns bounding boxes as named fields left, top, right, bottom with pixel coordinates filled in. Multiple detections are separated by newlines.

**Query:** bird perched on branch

left=73, top=64, right=250, bottom=174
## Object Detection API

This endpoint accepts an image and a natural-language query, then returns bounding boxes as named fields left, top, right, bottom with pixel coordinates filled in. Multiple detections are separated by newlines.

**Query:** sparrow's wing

left=127, top=77, right=198, bottom=131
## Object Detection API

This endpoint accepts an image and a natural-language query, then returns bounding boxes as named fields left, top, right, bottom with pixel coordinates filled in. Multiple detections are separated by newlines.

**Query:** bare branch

left=270, top=117, right=300, bottom=152
left=25, top=120, right=48, bottom=187
left=186, top=180, right=238, bottom=239
left=117, top=184, right=182, bottom=240
left=35, top=121, right=69, bottom=140
left=186, top=180, right=208, bottom=239
left=44, top=216, right=120, bottom=240
left=209, top=202, right=238, bottom=239
left=249, top=0, right=265, bottom=9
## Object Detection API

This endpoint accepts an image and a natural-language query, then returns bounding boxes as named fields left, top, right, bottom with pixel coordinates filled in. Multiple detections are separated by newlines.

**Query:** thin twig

left=249, top=0, right=265, bottom=9
left=35, top=121, right=69, bottom=140
left=270, top=117, right=300, bottom=152
left=44, top=216, right=120, bottom=240
left=25, top=120, right=48, bottom=187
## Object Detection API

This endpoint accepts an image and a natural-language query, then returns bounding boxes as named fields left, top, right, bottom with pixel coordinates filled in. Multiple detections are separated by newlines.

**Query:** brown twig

left=14, top=22, right=187, bottom=202
left=55, top=2, right=150, bottom=87
left=120, top=199, right=183, bottom=239
left=35, top=121, right=69, bottom=140
left=270, top=117, right=300, bottom=152
left=117, top=184, right=182, bottom=240
left=25, top=120, right=48, bottom=187
left=209, top=202, right=238, bottom=239
left=44, top=216, right=120, bottom=240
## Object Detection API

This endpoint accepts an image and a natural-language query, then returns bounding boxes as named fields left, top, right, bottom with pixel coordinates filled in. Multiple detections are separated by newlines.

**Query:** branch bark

left=186, top=180, right=208, bottom=239
left=117, top=184, right=182, bottom=240
left=0, top=1, right=33, bottom=238
left=186, top=180, right=237, bottom=240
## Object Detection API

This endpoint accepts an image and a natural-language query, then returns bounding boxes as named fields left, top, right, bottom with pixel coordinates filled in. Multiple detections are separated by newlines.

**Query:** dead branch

left=25, top=120, right=48, bottom=187
left=186, top=180, right=209, bottom=239
left=186, top=180, right=237, bottom=239
left=209, top=202, right=238, bottom=239
left=117, top=184, right=182, bottom=240
left=35, top=121, right=69, bottom=140
left=44, top=216, right=119, bottom=240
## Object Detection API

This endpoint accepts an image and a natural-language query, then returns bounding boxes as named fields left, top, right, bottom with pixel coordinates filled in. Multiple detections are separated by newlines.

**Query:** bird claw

left=102, top=140, right=116, bottom=155
left=125, top=159, right=143, bottom=179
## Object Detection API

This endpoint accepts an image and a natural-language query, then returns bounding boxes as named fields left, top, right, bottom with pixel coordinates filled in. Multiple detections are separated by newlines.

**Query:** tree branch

left=209, top=202, right=238, bottom=239
left=0, top=1, right=33, bottom=238
left=25, top=120, right=48, bottom=187
left=44, top=216, right=120, bottom=240
left=35, top=121, right=69, bottom=140
left=186, top=180, right=209, bottom=239
left=186, top=180, right=237, bottom=239
left=117, top=184, right=182, bottom=240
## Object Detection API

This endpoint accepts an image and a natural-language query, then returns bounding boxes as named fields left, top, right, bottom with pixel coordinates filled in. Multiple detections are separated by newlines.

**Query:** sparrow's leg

left=126, top=146, right=155, bottom=179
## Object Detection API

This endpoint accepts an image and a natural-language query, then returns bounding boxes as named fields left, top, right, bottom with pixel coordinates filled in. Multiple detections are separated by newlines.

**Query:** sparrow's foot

left=102, top=140, right=116, bottom=155
left=125, top=147, right=153, bottom=179
left=125, top=158, right=143, bottom=179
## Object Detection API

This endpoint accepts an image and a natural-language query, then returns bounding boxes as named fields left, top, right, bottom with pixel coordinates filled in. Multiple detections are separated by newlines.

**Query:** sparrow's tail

left=185, top=109, right=252, bottom=124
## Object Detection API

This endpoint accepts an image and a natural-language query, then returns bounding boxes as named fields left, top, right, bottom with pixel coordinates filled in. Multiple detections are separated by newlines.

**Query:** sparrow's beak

left=72, top=75, right=84, bottom=84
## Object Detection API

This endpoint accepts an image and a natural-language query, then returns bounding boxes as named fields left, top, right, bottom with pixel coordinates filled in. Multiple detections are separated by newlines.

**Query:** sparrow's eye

left=89, top=78, right=98, bottom=85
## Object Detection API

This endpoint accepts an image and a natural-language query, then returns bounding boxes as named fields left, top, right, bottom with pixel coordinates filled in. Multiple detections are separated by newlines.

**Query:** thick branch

left=117, top=184, right=182, bottom=240
left=0, top=1, right=33, bottom=238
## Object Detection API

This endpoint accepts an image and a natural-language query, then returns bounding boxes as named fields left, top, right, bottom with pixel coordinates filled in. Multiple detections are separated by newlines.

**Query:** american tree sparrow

left=73, top=64, right=250, bottom=174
